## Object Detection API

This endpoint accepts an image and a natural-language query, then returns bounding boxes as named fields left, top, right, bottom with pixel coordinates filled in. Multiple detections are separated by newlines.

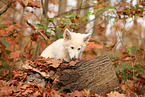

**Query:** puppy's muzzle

left=72, top=56, right=78, bottom=60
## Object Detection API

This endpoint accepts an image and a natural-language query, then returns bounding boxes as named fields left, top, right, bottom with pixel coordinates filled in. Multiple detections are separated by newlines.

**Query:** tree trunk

left=56, top=0, right=67, bottom=38
left=41, top=0, right=49, bottom=17
left=52, top=55, right=121, bottom=94
left=75, top=0, right=89, bottom=33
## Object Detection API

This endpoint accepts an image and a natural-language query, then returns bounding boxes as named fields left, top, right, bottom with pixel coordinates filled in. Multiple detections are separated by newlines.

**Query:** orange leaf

left=0, top=30, right=8, bottom=36
left=10, top=51, right=21, bottom=59
left=1, top=21, right=13, bottom=24
left=15, top=24, right=21, bottom=28
left=85, top=42, right=103, bottom=51
left=5, top=25, right=14, bottom=31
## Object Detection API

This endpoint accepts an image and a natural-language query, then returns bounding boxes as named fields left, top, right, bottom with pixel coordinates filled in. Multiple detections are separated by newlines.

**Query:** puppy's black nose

left=72, top=57, right=78, bottom=60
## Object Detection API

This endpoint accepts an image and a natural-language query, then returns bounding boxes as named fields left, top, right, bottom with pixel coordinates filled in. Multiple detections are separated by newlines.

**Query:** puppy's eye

left=71, top=47, right=74, bottom=49
left=78, top=48, right=81, bottom=50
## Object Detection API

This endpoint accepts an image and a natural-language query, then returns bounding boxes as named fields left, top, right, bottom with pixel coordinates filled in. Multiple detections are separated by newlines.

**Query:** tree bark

left=75, top=0, right=89, bottom=33
left=52, top=55, right=121, bottom=94
left=56, top=0, right=67, bottom=37
left=23, top=55, right=121, bottom=95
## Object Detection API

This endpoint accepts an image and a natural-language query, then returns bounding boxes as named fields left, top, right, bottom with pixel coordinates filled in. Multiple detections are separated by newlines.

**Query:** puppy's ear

left=83, top=33, right=91, bottom=44
left=63, top=29, right=71, bottom=40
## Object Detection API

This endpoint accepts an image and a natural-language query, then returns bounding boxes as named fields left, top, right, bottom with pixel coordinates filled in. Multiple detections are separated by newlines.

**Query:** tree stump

left=52, top=55, right=121, bottom=94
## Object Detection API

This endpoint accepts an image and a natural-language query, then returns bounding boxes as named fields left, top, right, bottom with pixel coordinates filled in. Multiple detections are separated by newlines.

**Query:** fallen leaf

left=84, top=89, right=90, bottom=97
left=65, top=90, right=85, bottom=97
left=69, top=60, right=79, bottom=66
left=136, top=73, right=145, bottom=84
left=107, top=91, right=126, bottom=97
left=31, top=91, right=42, bottom=97
left=22, top=88, right=33, bottom=95
left=20, top=84, right=30, bottom=90
left=47, top=59, right=62, bottom=68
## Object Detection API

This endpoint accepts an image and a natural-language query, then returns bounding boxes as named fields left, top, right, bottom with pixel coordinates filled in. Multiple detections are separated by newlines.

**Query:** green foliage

left=0, top=39, right=11, bottom=48
left=48, top=18, right=54, bottom=21
left=115, top=62, right=144, bottom=81
left=115, top=62, right=131, bottom=72
left=94, top=7, right=104, bottom=12
left=127, top=46, right=138, bottom=52
left=36, top=23, right=47, bottom=29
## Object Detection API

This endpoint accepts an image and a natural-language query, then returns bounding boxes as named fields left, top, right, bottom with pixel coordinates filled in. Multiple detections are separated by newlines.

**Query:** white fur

left=40, top=29, right=91, bottom=61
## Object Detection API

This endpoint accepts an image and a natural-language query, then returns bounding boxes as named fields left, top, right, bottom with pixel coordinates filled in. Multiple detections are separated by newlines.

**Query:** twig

left=0, top=1, right=12, bottom=15
left=54, top=5, right=95, bottom=18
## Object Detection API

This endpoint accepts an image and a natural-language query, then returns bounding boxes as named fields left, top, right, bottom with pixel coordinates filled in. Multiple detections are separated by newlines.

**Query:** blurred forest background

left=0, top=0, right=145, bottom=96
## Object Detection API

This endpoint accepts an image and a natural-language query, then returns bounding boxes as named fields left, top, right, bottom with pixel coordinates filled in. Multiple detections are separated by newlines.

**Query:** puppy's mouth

left=72, top=58, right=78, bottom=61
left=71, top=57, right=80, bottom=61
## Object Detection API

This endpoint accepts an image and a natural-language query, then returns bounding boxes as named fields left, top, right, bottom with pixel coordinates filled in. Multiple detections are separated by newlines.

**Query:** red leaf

left=0, top=30, right=8, bottom=36
left=10, top=51, right=21, bottom=59
left=1, top=21, right=13, bottom=24
left=15, top=24, right=21, bottom=28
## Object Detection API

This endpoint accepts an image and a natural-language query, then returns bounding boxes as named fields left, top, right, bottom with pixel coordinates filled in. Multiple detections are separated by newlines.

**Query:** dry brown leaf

left=46, top=89, right=61, bottom=97
left=83, top=89, right=90, bottom=97
left=22, top=88, right=33, bottom=95
left=126, top=80, right=134, bottom=90
left=65, top=90, right=85, bottom=97
left=47, top=59, right=62, bottom=68
left=20, top=84, right=30, bottom=90
left=136, top=73, right=145, bottom=84
left=32, top=91, right=42, bottom=97
left=69, top=60, right=79, bottom=66
left=107, top=91, right=126, bottom=97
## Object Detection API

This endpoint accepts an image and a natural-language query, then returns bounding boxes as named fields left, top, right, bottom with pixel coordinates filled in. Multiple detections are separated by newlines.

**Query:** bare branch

left=0, top=1, right=12, bottom=15
left=54, top=5, right=95, bottom=18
